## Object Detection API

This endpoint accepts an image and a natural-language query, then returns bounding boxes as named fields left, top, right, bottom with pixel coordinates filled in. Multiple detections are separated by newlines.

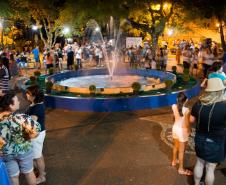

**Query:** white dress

left=172, top=105, right=189, bottom=142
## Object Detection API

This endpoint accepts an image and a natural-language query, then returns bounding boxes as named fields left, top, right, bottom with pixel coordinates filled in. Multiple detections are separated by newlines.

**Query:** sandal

left=171, top=159, right=179, bottom=166
left=36, top=176, right=46, bottom=184
left=178, top=169, right=193, bottom=176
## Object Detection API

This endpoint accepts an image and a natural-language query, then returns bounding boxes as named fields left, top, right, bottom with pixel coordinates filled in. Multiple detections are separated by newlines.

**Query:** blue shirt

left=32, top=48, right=40, bottom=61
left=208, top=72, right=226, bottom=81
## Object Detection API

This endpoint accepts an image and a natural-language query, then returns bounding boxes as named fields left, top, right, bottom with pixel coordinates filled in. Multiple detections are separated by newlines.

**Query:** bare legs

left=172, top=139, right=179, bottom=166
left=172, top=139, right=192, bottom=175
left=194, top=157, right=217, bottom=185
left=11, top=171, right=36, bottom=185
left=34, top=156, right=46, bottom=184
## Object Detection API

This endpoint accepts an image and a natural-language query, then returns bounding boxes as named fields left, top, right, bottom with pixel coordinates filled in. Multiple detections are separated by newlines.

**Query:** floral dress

left=0, top=113, right=41, bottom=156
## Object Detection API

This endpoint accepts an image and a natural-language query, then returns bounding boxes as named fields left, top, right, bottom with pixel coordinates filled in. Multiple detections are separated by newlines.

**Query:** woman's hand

left=0, top=137, right=6, bottom=149
left=0, top=111, right=11, bottom=120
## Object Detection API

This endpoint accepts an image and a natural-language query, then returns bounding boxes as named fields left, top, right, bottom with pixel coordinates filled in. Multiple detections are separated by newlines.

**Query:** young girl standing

left=26, top=85, right=46, bottom=184
left=171, top=92, right=192, bottom=175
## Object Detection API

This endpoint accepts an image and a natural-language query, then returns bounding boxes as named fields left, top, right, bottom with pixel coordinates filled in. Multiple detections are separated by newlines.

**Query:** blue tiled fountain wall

left=45, top=69, right=200, bottom=112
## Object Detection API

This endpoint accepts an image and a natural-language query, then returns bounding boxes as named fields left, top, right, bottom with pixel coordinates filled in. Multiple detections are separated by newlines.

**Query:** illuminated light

left=95, top=27, right=100, bottom=32
left=151, top=4, right=161, bottom=11
left=63, top=27, right=70, bottom=34
left=163, top=3, right=168, bottom=9
left=0, top=19, right=3, bottom=28
left=167, top=29, right=173, bottom=36
left=32, top=25, right=38, bottom=30
left=216, top=23, right=220, bottom=27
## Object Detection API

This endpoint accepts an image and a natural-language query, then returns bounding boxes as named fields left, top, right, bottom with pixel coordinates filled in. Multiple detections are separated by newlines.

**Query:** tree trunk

left=151, top=34, right=159, bottom=57
left=219, top=22, right=226, bottom=52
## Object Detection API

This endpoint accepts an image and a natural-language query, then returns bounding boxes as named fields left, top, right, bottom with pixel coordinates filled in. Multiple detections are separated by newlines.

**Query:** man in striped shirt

left=0, top=59, right=9, bottom=95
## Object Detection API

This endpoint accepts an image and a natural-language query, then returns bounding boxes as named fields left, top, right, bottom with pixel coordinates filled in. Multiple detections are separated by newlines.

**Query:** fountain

left=44, top=20, right=200, bottom=112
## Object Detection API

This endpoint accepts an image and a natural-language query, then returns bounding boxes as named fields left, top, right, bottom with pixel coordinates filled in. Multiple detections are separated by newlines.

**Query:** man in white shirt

left=76, top=47, right=83, bottom=69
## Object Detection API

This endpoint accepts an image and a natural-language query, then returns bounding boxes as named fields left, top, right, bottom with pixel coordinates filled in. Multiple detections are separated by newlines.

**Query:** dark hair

left=211, top=62, right=222, bottom=72
left=0, top=91, right=16, bottom=111
left=9, top=54, right=14, bottom=61
left=26, top=85, right=44, bottom=104
left=177, top=92, right=187, bottom=116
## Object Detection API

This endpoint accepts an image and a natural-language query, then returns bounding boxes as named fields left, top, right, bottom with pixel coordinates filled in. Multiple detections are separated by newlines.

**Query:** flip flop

left=178, top=169, right=193, bottom=176
left=171, top=159, right=179, bottom=166
left=36, top=176, right=46, bottom=184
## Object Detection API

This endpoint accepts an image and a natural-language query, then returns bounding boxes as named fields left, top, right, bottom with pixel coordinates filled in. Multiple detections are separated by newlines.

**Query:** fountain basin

left=49, top=69, right=176, bottom=95
left=44, top=69, right=201, bottom=112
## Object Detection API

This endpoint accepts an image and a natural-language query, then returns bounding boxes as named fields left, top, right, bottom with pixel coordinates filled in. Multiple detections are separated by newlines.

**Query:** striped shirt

left=0, top=65, right=9, bottom=93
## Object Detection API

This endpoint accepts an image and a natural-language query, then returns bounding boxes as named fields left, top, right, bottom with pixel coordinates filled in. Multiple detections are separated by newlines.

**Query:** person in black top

left=67, top=46, right=74, bottom=70
left=26, top=85, right=46, bottom=184
left=190, top=78, right=226, bottom=185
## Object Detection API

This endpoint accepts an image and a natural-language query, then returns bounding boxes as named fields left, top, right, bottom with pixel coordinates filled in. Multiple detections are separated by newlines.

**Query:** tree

left=182, top=0, right=226, bottom=51
left=61, top=0, right=130, bottom=39
left=127, top=0, right=182, bottom=54
left=11, top=0, right=66, bottom=48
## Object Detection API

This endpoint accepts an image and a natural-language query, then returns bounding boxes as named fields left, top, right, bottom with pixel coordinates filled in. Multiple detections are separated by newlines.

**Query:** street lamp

left=32, top=25, right=38, bottom=31
left=167, top=29, right=173, bottom=36
left=95, top=27, right=100, bottom=32
left=63, top=27, right=70, bottom=34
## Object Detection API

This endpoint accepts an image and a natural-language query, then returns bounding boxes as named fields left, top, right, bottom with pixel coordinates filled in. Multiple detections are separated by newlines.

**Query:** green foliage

left=89, top=85, right=96, bottom=94
left=132, top=82, right=141, bottom=94
left=48, top=68, right=54, bottom=75
left=74, top=64, right=79, bottom=71
left=165, top=80, right=174, bottom=89
left=182, top=68, right=190, bottom=83
left=0, top=0, right=13, bottom=17
left=45, top=81, right=53, bottom=93
left=172, top=66, right=177, bottom=75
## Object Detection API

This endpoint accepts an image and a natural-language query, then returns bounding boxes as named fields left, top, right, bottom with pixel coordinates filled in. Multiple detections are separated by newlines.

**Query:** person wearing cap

left=190, top=78, right=226, bottom=185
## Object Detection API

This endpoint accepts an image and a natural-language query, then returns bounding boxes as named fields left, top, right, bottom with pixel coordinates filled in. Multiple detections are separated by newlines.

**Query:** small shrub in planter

left=165, top=80, right=174, bottom=90
left=74, top=64, right=79, bottom=71
left=182, top=68, right=190, bottom=84
left=48, top=68, right=54, bottom=75
left=132, top=82, right=141, bottom=94
left=45, top=81, right=54, bottom=94
left=172, top=66, right=177, bottom=75
left=89, top=85, right=96, bottom=95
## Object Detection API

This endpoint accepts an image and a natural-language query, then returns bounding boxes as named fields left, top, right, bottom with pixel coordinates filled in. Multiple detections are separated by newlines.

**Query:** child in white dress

left=171, top=92, right=192, bottom=175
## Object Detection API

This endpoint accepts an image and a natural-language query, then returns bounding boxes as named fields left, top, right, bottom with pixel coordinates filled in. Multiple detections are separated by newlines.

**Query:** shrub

left=74, top=64, right=79, bottom=71
left=45, top=81, right=54, bottom=94
left=172, top=66, right=177, bottom=74
left=165, top=80, right=174, bottom=90
left=48, top=68, right=54, bottom=75
left=182, top=68, right=190, bottom=83
left=132, top=82, right=141, bottom=94
left=89, top=85, right=96, bottom=95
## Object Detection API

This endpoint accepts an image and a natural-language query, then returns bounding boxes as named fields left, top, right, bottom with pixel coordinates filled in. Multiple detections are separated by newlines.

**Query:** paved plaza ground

left=35, top=107, right=225, bottom=185
left=17, top=57, right=226, bottom=185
